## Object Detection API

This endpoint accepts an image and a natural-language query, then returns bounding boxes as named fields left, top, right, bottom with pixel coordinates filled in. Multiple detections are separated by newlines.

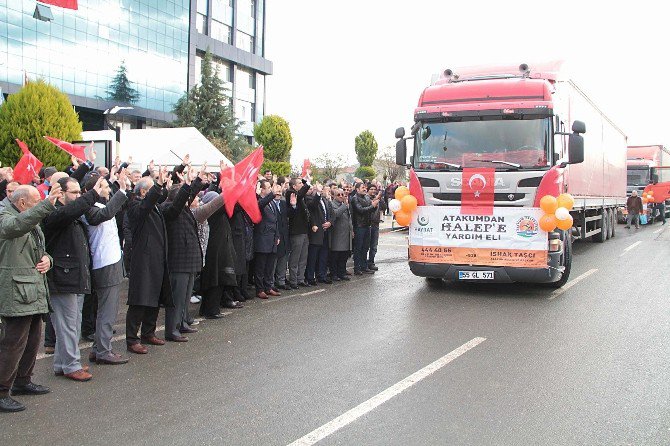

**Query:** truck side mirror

left=396, top=138, right=408, bottom=166
left=652, top=173, right=659, bottom=184
left=571, top=120, right=586, bottom=134
left=568, top=134, right=584, bottom=165
left=395, top=127, right=406, bottom=139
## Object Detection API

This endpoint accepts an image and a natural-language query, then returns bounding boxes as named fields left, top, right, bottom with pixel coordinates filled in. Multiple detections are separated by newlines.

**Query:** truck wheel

left=605, top=209, right=613, bottom=239
left=610, top=208, right=616, bottom=238
left=547, top=233, right=572, bottom=288
left=595, top=210, right=607, bottom=243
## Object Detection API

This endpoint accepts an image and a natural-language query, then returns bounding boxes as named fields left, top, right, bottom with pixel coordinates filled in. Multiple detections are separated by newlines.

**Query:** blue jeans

left=368, top=226, right=379, bottom=266
left=353, top=226, right=371, bottom=272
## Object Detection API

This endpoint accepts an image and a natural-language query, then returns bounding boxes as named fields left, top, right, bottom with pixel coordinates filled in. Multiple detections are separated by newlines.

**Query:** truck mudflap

left=409, top=250, right=563, bottom=284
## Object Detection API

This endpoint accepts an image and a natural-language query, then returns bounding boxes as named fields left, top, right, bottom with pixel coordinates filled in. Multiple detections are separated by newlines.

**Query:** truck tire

left=610, top=208, right=616, bottom=238
left=606, top=209, right=613, bottom=240
left=547, top=232, right=572, bottom=288
left=595, top=210, right=607, bottom=243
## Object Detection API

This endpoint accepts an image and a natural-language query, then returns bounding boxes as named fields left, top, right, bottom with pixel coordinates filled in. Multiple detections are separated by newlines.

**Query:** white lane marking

left=548, top=269, right=599, bottom=300
left=653, top=227, right=664, bottom=234
left=35, top=315, right=232, bottom=361
left=263, top=288, right=326, bottom=304
left=287, top=337, right=487, bottom=446
left=619, top=240, right=643, bottom=257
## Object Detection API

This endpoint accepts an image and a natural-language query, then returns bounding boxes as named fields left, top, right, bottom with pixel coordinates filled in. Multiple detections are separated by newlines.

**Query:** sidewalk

left=379, top=215, right=407, bottom=233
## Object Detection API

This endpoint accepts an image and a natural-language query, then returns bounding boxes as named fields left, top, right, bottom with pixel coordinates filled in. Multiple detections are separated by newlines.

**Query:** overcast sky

left=264, top=0, right=669, bottom=166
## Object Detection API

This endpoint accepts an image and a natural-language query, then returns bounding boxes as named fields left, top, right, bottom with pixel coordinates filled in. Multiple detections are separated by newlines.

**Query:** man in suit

left=273, top=178, right=291, bottom=290
left=305, top=183, right=333, bottom=285
left=253, top=180, right=281, bottom=299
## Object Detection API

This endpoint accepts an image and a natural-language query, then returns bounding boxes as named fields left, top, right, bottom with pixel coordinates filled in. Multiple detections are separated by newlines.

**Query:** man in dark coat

left=230, top=204, right=254, bottom=300
left=350, top=182, right=379, bottom=275
left=625, top=190, right=643, bottom=229
left=273, top=184, right=291, bottom=290
left=305, top=184, right=333, bottom=285
left=42, top=176, right=105, bottom=381
left=253, top=180, right=281, bottom=299
left=125, top=171, right=174, bottom=354
left=367, top=184, right=386, bottom=271
left=199, top=192, right=239, bottom=317
left=162, top=167, right=223, bottom=340
left=286, top=177, right=311, bottom=288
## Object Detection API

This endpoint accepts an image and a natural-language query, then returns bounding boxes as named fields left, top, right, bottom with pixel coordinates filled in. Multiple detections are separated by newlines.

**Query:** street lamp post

left=103, top=106, right=134, bottom=161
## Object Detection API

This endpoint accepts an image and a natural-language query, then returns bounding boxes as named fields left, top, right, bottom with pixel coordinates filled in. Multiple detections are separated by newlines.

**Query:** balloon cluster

left=539, top=194, right=575, bottom=232
left=642, top=189, right=654, bottom=203
left=388, top=186, right=418, bottom=227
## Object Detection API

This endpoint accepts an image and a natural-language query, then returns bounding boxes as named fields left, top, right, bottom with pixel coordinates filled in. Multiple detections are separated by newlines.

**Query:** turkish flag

left=409, top=168, right=426, bottom=206
left=220, top=147, right=265, bottom=223
left=39, top=0, right=78, bottom=10
left=44, top=136, right=86, bottom=161
left=301, top=159, right=310, bottom=177
left=13, top=139, right=44, bottom=185
left=461, top=168, right=495, bottom=215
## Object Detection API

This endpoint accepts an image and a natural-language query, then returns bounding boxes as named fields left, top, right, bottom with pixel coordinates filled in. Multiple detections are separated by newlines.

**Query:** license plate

left=458, top=271, right=494, bottom=280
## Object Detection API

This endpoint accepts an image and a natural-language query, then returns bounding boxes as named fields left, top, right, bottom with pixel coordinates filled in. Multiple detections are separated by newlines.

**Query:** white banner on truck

left=408, top=207, right=549, bottom=268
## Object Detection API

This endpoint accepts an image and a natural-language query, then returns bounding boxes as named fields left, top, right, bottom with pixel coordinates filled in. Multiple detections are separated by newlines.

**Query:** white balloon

left=555, top=207, right=570, bottom=221
left=389, top=199, right=402, bottom=213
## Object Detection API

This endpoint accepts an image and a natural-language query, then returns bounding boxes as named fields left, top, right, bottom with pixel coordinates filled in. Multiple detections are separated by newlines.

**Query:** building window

left=196, top=13, right=207, bottom=34
left=197, top=0, right=208, bottom=15
left=249, top=71, right=255, bottom=89
left=210, top=20, right=231, bottom=44
left=236, top=31, right=253, bottom=53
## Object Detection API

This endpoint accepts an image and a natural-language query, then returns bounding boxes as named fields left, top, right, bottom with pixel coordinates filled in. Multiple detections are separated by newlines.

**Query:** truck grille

left=432, top=193, right=526, bottom=202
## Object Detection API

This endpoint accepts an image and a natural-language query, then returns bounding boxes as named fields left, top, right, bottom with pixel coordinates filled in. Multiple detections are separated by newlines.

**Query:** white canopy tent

left=81, top=127, right=233, bottom=172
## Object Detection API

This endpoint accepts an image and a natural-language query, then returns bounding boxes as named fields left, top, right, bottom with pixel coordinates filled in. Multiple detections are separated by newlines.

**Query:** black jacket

left=351, top=193, right=375, bottom=228
left=42, top=189, right=100, bottom=294
left=126, top=184, right=173, bottom=308
left=200, top=207, right=238, bottom=291
left=305, top=193, right=332, bottom=246
left=275, top=198, right=290, bottom=258
left=230, top=204, right=253, bottom=274
left=160, top=184, right=199, bottom=273
left=286, top=181, right=311, bottom=235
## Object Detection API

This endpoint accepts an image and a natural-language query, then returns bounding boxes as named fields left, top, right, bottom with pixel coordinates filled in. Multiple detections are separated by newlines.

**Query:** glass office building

left=0, top=0, right=272, bottom=139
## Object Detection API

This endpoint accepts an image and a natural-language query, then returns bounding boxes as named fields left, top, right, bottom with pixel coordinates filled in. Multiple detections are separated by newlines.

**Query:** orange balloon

left=539, top=214, right=558, bottom=232
left=556, top=215, right=573, bottom=230
left=642, top=197, right=648, bottom=203
left=394, top=186, right=410, bottom=200
left=556, top=193, right=575, bottom=211
left=395, top=211, right=411, bottom=227
left=540, top=195, right=558, bottom=214
left=400, top=194, right=418, bottom=213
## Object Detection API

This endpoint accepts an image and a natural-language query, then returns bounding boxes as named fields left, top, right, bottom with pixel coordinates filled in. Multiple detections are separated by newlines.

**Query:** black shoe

left=338, top=276, right=351, bottom=281
left=319, top=278, right=333, bottom=284
left=81, top=333, right=95, bottom=342
left=354, top=271, right=363, bottom=276
left=307, top=280, right=318, bottom=286
left=204, top=314, right=225, bottom=319
left=363, top=269, right=375, bottom=274
left=10, top=382, right=50, bottom=396
left=279, top=284, right=291, bottom=291
left=367, top=264, right=379, bottom=271
left=222, top=301, right=244, bottom=309
left=298, top=282, right=309, bottom=287
left=0, top=396, right=25, bottom=412
left=333, top=276, right=341, bottom=282
left=290, top=283, right=299, bottom=289
left=625, top=226, right=630, bottom=229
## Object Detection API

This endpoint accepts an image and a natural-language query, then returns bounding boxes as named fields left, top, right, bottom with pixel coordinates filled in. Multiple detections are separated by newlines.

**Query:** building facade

left=0, top=0, right=271, bottom=140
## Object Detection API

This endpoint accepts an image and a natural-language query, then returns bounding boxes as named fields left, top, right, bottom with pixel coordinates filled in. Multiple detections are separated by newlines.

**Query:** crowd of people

left=0, top=154, right=393, bottom=413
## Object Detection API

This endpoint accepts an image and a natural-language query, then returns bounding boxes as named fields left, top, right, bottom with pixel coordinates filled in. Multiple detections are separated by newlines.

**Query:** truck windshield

left=414, top=117, right=551, bottom=170
left=627, top=168, right=650, bottom=186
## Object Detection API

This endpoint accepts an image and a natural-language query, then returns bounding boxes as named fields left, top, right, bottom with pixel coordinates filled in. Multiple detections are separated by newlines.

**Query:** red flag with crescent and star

left=301, top=159, right=310, bottom=177
left=13, top=139, right=44, bottom=185
left=461, top=168, right=495, bottom=215
left=219, top=146, right=265, bottom=223
left=44, top=136, right=87, bottom=161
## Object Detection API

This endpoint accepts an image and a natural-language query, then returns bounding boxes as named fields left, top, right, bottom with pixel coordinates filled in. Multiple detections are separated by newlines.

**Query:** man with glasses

left=42, top=176, right=106, bottom=382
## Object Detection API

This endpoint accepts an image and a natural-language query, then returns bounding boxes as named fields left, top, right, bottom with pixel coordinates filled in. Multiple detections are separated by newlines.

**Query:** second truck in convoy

left=395, top=61, right=627, bottom=287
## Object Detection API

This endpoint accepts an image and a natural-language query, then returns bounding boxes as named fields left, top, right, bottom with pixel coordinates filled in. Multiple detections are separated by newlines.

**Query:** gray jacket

left=330, top=199, right=353, bottom=252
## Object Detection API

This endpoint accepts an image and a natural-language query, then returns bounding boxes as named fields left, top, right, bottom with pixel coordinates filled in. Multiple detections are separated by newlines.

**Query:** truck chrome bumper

left=409, top=251, right=563, bottom=284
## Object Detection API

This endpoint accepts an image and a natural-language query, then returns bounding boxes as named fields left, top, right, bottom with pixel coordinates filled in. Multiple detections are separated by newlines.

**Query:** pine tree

left=172, top=51, right=248, bottom=160
left=106, top=61, right=140, bottom=104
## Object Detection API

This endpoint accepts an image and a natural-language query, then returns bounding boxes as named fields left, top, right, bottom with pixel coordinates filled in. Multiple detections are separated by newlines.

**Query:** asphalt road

left=1, top=224, right=669, bottom=445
